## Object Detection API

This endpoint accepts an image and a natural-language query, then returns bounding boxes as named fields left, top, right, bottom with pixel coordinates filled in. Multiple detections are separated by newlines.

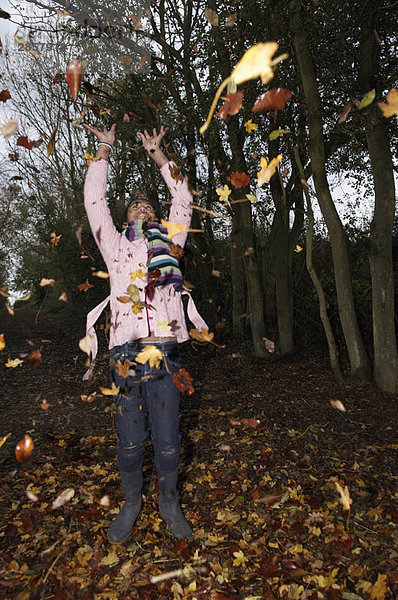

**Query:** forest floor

left=0, top=310, right=397, bottom=600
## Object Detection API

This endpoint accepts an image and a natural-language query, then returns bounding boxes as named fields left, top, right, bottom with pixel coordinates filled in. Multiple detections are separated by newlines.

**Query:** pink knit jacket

left=83, top=159, right=208, bottom=379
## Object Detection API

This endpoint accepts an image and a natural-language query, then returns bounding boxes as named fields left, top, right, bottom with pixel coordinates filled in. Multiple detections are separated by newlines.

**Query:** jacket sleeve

left=160, top=160, right=193, bottom=248
left=84, top=159, right=120, bottom=264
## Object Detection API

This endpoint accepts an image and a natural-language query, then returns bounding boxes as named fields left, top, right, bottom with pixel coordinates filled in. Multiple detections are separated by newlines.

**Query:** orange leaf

left=65, top=60, right=83, bottom=102
left=39, top=277, right=55, bottom=287
left=216, top=91, right=243, bottom=120
left=189, top=328, right=214, bottom=343
left=77, top=279, right=94, bottom=292
left=173, top=368, right=194, bottom=395
left=241, top=418, right=260, bottom=428
left=27, top=349, right=42, bottom=368
left=117, top=295, right=132, bottom=304
left=0, top=333, right=5, bottom=351
left=15, top=434, right=34, bottom=464
left=251, top=87, right=292, bottom=112
left=115, top=359, right=135, bottom=378
left=230, top=171, right=250, bottom=189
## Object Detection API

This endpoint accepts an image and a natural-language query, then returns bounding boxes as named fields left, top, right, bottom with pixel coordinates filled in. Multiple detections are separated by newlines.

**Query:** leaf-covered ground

left=0, top=311, right=397, bottom=600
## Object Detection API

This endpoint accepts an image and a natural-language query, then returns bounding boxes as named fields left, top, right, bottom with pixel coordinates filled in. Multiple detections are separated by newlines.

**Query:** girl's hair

left=121, top=190, right=161, bottom=224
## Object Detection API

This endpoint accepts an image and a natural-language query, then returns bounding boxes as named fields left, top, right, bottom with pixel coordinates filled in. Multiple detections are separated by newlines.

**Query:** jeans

left=109, top=341, right=181, bottom=474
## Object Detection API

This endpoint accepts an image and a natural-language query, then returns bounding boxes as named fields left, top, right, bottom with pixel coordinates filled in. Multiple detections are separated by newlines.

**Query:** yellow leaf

left=370, top=574, right=388, bottom=600
left=244, top=119, right=258, bottom=133
left=257, top=154, right=283, bottom=186
left=55, top=9, right=70, bottom=16
left=233, top=550, right=248, bottom=567
left=189, top=328, right=214, bottom=343
left=231, top=42, right=279, bottom=86
left=91, top=270, right=109, bottom=279
left=78, top=334, right=93, bottom=357
left=129, top=269, right=147, bottom=283
left=127, top=283, right=140, bottom=302
left=135, top=345, right=163, bottom=368
left=358, top=88, right=375, bottom=109
left=157, top=319, right=171, bottom=333
left=1, top=118, right=18, bottom=138
left=117, top=295, right=131, bottom=304
left=131, top=302, right=143, bottom=314
left=83, top=152, right=100, bottom=166
left=204, top=7, right=219, bottom=26
left=378, top=88, right=398, bottom=117
left=115, top=359, right=135, bottom=378
left=6, top=357, right=23, bottom=368
left=0, top=286, right=10, bottom=298
left=0, top=333, right=5, bottom=351
left=47, top=127, right=57, bottom=156
left=294, top=244, right=303, bottom=253
left=216, top=184, right=232, bottom=203
left=100, top=550, right=119, bottom=567
left=0, top=432, right=11, bottom=449
left=246, top=194, right=258, bottom=203
left=160, top=219, right=188, bottom=240
left=335, top=481, right=352, bottom=511
left=269, top=128, right=291, bottom=141
left=50, top=231, right=62, bottom=245
left=99, top=382, right=120, bottom=396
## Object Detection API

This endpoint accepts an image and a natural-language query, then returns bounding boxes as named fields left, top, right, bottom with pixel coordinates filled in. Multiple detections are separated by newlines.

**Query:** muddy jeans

left=109, top=341, right=181, bottom=474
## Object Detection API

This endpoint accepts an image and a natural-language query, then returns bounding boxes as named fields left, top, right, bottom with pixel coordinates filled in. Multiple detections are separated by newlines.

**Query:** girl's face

left=126, top=199, right=156, bottom=223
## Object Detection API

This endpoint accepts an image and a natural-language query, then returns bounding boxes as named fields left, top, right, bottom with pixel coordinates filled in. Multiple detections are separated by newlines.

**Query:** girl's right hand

left=83, top=123, right=116, bottom=146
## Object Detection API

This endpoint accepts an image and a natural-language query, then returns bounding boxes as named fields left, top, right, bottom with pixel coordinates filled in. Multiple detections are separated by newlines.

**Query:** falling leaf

left=15, top=434, right=34, bottom=463
left=257, top=155, right=282, bottom=186
left=378, top=89, right=398, bottom=117
left=39, top=278, right=55, bottom=287
left=16, top=136, right=33, bottom=150
left=130, top=15, right=142, bottom=30
left=40, top=400, right=50, bottom=411
left=65, top=60, right=83, bottom=102
left=330, top=400, right=346, bottom=412
left=230, top=171, right=250, bottom=188
left=244, top=119, right=258, bottom=133
left=83, top=152, right=100, bottom=166
left=169, top=164, right=182, bottom=182
left=358, top=88, right=375, bottom=110
left=160, top=219, right=188, bottom=240
left=127, top=284, right=140, bottom=303
left=263, top=337, right=275, bottom=353
left=334, top=481, right=352, bottom=511
left=0, top=89, right=11, bottom=102
left=6, top=357, right=23, bottom=368
left=216, top=92, right=243, bottom=120
left=79, top=334, right=93, bottom=356
left=0, top=334, right=5, bottom=351
left=117, top=295, right=132, bottom=304
left=27, top=349, right=42, bottom=368
left=129, top=269, right=147, bottom=283
left=204, top=7, right=219, bottom=26
left=245, top=247, right=254, bottom=256
left=26, top=489, right=39, bottom=502
left=91, top=270, right=109, bottom=279
left=47, top=127, right=57, bottom=156
left=189, top=328, right=214, bottom=343
left=232, top=42, right=279, bottom=86
left=173, top=368, right=194, bottom=395
left=338, top=101, right=353, bottom=124
left=78, top=279, right=94, bottom=292
left=157, top=319, right=171, bottom=333
left=50, top=231, right=62, bottom=246
left=135, top=345, right=163, bottom=368
left=252, top=87, right=292, bottom=112
left=241, top=418, right=261, bottom=428
left=225, top=13, right=237, bottom=27
left=0, top=432, right=11, bottom=449
left=269, top=129, right=291, bottom=141
left=246, top=194, right=258, bottom=203
left=115, top=359, right=135, bottom=378
left=99, top=383, right=120, bottom=396
left=58, top=292, right=67, bottom=302
left=294, top=245, right=303, bottom=253
left=55, top=9, right=70, bottom=16
left=52, top=488, right=75, bottom=509
left=100, top=495, right=110, bottom=507
left=1, top=118, right=18, bottom=138
left=216, top=184, right=232, bottom=203
left=369, top=574, right=388, bottom=600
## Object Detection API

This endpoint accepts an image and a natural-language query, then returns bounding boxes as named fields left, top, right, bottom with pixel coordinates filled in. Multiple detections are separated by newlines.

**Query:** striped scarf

left=125, top=219, right=183, bottom=291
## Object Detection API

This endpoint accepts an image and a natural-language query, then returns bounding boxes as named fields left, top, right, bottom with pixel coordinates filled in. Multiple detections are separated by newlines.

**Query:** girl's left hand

left=137, top=126, right=168, bottom=155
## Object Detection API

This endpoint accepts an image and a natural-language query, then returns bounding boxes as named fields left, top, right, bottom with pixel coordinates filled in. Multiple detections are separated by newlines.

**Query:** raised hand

left=83, top=123, right=117, bottom=146
left=137, top=126, right=169, bottom=167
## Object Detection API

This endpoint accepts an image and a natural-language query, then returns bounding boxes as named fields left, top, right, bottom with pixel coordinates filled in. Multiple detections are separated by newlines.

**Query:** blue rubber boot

left=158, top=471, right=193, bottom=540
left=107, top=469, right=143, bottom=544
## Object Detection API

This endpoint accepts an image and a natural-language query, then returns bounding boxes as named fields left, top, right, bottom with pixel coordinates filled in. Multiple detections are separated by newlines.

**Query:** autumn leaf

left=330, top=400, right=346, bottom=412
left=160, top=219, right=188, bottom=240
left=129, top=269, right=147, bottom=283
left=91, top=270, right=109, bottom=279
left=216, top=92, right=243, bottom=120
left=40, top=399, right=50, bottom=411
left=334, top=481, right=352, bottom=511
left=47, top=127, right=57, bottom=156
left=0, top=89, right=11, bottom=102
left=246, top=193, right=258, bottom=203
left=115, top=359, right=135, bottom=378
left=358, top=88, right=375, bottom=109
left=378, top=88, right=398, bottom=117
left=79, top=334, right=93, bottom=356
left=1, top=118, right=18, bottom=138
left=241, top=418, right=261, bottom=428
left=0, top=432, right=11, bottom=449
left=117, top=295, right=132, bottom=304
left=225, top=13, right=237, bottom=27
left=58, top=292, right=67, bottom=302
left=233, top=550, right=249, bottom=567
left=216, top=184, right=232, bottom=203
left=78, top=279, right=94, bottom=292
left=257, top=155, right=283, bottom=186
left=294, top=244, right=303, bottom=253
left=244, top=119, right=258, bottom=133
left=252, top=87, right=292, bottom=112
left=132, top=302, right=143, bottom=314
left=83, top=152, right=100, bottom=166
left=135, top=345, right=163, bottom=368
left=27, top=349, right=42, bottom=368
left=269, top=129, right=291, bottom=141
left=189, top=328, right=214, bottom=343
left=65, top=59, right=83, bottom=101
left=157, top=319, right=171, bottom=333
left=338, top=101, right=353, bottom=124
left=15, top=434, right=34, bottom=463
left=6, top=357, right=23, bottom=368
left=370, top=574, right=388, bottom=600
left=50, top=231, right=62, bottom=245
left=230, top=171, right=250, bottom=188
left=204, top=7, right=219, bottom=26
left=99, top=382, right=120, bottom=396
left=169, top=163, right=182, bottom=182
left=17, top=136, right=33, bottom=150
left=173, top=368, right=194, bottom=395
left=130, top=15, right=142, bottom=30
left=52, top=488, right=75, bottom=509
left=0, top=333, right=5, bottom=351
left=263, top=337, right=275, bottom=352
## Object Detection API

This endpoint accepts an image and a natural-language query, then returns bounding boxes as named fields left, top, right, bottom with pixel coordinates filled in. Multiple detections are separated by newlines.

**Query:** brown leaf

left=47, top=127, right=57, bottom=156
left=252, top=87, right=292, bottom=112
left=225, top=13, right=237, bottom=27
left=17, top=136, right=33, bottom=150
left=15, top=435, right=34, bottom=464
left=65, top=60, right=83, bottom=101
left=0, top=89, right=11, bottom=102
left=216, top=91, right=243, bottom=120
left=27, top=349, right=42, bottom=368
left=338, top=101, right=353, bottom=124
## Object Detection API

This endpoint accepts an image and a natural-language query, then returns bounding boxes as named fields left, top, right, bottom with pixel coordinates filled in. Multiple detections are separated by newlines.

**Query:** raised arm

left=138, top=126, right=193, bottom=248
left=82, top=123, right=120, bottom=263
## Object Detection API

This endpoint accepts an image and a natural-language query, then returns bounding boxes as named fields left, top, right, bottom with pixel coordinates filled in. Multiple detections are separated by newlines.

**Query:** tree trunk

left=289, top=0, right=371, bottom=381
left=231, top=217, right=246, bottom=337
left=360, top=20, right=398, bottom=392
